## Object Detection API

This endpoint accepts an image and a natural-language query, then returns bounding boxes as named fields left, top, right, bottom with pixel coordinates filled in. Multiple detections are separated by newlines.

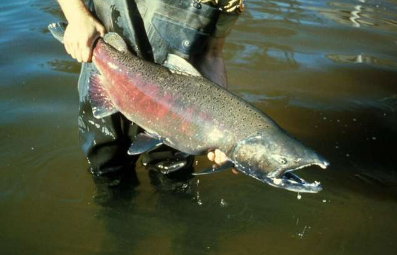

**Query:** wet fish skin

left=48, top=22, right=329, bottom=193
left=92, top=38, right=328, bottom=193
left=91, top=39, right=273, bottom=155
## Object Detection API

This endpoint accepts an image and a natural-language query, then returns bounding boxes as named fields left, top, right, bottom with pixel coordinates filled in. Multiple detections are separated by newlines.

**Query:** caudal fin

left=48, top=22, right=67, bottom=43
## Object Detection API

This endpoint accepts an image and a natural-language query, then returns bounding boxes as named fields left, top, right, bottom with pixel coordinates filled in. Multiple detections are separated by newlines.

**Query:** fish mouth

left=263, top=162, right=329, bottom=193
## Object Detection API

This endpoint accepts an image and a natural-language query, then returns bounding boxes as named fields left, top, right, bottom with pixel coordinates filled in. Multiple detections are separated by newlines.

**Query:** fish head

left=231, top=130, right=329, bottom=193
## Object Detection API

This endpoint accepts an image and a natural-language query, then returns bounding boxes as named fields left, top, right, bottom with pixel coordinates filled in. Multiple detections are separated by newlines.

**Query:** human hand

left=207, top=149, right=238, bottom=174
left=64, top=15, right=105, bottom=62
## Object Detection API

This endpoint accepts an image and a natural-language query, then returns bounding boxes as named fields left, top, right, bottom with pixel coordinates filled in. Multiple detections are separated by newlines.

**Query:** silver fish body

left=49, top=22, right=329, bottom=193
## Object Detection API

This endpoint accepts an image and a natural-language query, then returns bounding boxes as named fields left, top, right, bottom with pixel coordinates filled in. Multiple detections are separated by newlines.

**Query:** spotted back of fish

left=93, top=39, right=280, bottom=155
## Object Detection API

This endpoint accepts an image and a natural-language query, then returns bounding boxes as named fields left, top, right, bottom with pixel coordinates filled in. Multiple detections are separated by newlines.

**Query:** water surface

left=1, top=0, right=397, bottom=254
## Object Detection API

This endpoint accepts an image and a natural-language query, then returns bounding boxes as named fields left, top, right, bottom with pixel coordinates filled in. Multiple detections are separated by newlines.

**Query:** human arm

left=57, top=0, right=106, bottom=62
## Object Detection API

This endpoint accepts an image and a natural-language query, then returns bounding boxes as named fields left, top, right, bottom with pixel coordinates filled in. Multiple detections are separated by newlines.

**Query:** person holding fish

left=56, top=0, right=244, bottom=181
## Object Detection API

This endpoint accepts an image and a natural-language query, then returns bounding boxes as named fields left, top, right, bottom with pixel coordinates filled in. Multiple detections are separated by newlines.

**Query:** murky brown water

left=1, top=0, right=397, bottom=254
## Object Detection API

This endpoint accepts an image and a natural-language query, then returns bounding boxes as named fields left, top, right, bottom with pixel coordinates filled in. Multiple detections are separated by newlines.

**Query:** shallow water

left=1, top=0, right=397, bottom=254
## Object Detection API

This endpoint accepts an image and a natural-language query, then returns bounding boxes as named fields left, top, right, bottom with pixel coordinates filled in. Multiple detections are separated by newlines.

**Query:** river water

left=1, top=0, right=397, bottom=254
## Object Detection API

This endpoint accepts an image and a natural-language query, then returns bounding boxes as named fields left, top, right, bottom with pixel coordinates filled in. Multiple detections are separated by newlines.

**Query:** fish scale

left=94, top=39, right=274, bottom=155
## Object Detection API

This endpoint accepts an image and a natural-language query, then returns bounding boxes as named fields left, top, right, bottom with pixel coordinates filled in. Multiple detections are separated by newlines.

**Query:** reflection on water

left=326, top=53, right=397, bottom=68
left=1, top=0, right=397, bottom=254
left=324, top=0, right=397, bottom=31
left=45, top=59, right=82, bottom=74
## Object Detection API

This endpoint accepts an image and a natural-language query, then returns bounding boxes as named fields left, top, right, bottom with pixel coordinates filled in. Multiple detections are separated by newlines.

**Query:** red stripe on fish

left=92, top=43, right=194, bottom=137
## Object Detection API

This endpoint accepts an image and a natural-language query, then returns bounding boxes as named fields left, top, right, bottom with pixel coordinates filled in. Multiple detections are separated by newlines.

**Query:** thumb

left=97, top=25, right=106, bottom=37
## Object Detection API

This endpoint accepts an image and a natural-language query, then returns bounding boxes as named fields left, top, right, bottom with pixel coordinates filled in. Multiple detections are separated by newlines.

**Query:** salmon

left=49, top=22, right=329, bottom=193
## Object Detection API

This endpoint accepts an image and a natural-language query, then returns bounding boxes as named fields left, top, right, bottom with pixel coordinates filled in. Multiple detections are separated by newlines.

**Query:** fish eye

left=272, top=155, right=289, bottom=165
left=279, top=158, right=288, bottom=165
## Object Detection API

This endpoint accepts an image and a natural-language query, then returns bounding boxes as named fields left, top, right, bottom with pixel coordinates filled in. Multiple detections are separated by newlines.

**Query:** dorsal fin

left=103, top=32, right=129, bottom=52
left=163, top=54, right=202, bottom=77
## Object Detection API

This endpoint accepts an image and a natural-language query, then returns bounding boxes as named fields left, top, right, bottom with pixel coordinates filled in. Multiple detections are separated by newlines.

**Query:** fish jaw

left=231, top=129, right=329, bottom=193
left=259, top=163, right=327, bottom=193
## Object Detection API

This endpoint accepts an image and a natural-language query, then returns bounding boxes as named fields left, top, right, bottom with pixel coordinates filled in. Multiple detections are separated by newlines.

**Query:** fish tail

left=48, top=22, right=67, bottom=44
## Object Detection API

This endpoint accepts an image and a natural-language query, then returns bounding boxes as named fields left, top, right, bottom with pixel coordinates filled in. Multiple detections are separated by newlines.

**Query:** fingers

left=97, top=25, right=106, bottom=37
left=207, top=149, right=238, bottom=175
left=207, top=151, right=215, bottom=161
left=82, top=47, right=92, bottom=63
left=208, top=149, right=228, bottom=165
left=63, top=19, right=106, bottom=63
left=64, top=36, right=83, bottom=62
left=74, top=45, right=83, bottom=62
left=74, top=46, right=83, bottom=62
left=64, top=40, right=91, bottom=62
left=214, top=149, right=226, bottom=165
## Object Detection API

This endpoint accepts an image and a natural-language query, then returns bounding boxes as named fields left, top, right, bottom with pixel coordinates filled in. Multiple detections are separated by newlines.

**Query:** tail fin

left=48, top=22, right=67, bottom=44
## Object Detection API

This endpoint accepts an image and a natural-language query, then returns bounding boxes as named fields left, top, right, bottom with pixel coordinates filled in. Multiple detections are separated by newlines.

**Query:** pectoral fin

left=88, top=73, right=118, bottom=119
left=192, top=161, right=234, bottom=176
left=128, top=133, right=163, bottom=155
